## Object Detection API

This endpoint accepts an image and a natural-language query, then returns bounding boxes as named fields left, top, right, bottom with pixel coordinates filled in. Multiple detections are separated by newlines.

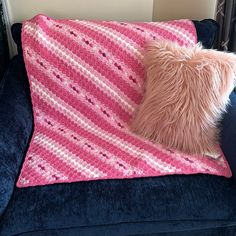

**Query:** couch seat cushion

left=1, top=175, right=236, bottom=236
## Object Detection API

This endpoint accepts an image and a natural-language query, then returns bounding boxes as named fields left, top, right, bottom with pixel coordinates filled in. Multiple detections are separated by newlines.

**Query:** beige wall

left=4, top=0, right=217, bottom=23
left=2, top=0, right=154, bottom=57
left=153, top=0, right=217, bottom=21
left=5, top=0, right=154, bottom=23
left=3, top=0, right=217, bottom=57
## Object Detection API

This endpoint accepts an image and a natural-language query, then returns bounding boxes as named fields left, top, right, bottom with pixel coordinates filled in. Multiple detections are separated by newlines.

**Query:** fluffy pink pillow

left=131, top=41, right=236, bottom=156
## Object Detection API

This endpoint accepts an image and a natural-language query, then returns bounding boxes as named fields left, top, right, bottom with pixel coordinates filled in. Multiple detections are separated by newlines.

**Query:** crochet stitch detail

left=17, top=15, right=231, bottom=187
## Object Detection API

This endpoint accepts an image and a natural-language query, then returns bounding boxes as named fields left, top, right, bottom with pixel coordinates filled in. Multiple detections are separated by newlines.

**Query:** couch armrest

left=0, top=55, right=33, bottom=217
left=220, top=91, right=236, bottom=182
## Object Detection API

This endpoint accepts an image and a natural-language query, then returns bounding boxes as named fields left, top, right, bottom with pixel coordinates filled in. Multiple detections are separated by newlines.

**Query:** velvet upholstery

left=193, top=19, right=219, bottom=48
left=1, top=175, right=236, bottom=236
left=0, top=55, right=33, bottom=217
left=11, top=23, right=23, bottom=55
left=220, top=91, right=236, bottom=181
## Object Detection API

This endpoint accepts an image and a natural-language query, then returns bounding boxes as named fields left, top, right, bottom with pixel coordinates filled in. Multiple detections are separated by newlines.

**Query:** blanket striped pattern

left=17, top=15, right=231, bottom=187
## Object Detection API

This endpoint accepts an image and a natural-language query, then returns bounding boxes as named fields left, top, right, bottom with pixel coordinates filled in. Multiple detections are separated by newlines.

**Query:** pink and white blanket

left=17, top=15, right=231, bottom=187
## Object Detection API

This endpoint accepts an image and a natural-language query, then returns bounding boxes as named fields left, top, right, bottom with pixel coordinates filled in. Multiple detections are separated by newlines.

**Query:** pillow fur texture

left=131, top=41, right=236, bottom=157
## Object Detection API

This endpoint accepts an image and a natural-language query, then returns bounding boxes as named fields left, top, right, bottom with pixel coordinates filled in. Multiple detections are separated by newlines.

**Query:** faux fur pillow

left=131, top=41, right=236, bottom=157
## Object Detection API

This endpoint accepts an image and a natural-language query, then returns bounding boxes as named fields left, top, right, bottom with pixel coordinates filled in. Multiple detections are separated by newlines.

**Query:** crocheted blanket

left=17, top=15, right=231, bottom=187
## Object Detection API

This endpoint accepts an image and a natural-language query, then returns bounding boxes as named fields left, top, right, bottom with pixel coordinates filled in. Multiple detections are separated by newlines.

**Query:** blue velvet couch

left=0, top=20, right=236, bottom=236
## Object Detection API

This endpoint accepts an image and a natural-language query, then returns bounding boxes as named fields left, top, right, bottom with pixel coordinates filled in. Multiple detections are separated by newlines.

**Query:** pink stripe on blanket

left=17, top=14, right=231, bottom=187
